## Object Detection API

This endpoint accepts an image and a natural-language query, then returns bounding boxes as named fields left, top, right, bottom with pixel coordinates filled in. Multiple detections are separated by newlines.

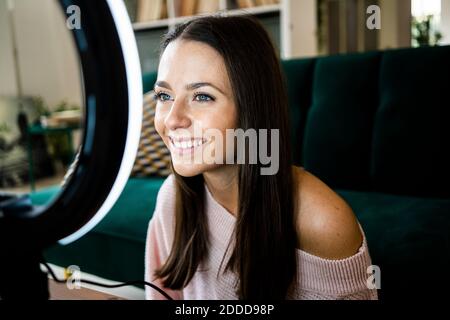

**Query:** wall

left=0, top=0, right=18, bottom=96
left=0, top=0, right=83, bottom=110
left=282, top=0, right=318, bottom=58
left=442, top=0, right=450, bottom=45
left=378, top=0, right=411, bottom=49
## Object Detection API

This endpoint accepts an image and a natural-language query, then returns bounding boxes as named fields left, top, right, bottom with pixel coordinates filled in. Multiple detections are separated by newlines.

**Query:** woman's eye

left=194, top=93, right=214, bottom=102
left=155, top=92, right=172, bottom=102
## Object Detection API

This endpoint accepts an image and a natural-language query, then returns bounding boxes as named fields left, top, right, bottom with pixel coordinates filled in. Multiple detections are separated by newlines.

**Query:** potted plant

left=31, top=96, right=80, bottom=168
left=0, top=122, right=11, bottom=151
left=412, top=15, right=443, bottom=47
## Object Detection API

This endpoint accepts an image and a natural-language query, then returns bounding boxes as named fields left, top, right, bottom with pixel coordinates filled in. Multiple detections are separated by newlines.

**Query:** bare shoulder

left=293, top=166, right=363, bottom=260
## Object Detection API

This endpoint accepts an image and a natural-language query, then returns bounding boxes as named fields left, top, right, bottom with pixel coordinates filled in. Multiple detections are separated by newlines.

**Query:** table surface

left=48, top=279, right=125, bottom=300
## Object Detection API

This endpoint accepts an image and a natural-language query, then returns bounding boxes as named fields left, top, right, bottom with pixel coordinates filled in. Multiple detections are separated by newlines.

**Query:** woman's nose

left=164, top=99, right=191, bottom=131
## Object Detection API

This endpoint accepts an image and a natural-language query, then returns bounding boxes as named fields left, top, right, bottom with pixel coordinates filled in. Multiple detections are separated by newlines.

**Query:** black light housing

left=0, top=0, right=142, bottom=299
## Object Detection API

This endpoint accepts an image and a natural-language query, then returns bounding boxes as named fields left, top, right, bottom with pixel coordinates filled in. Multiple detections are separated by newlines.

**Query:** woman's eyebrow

left=185, top=82, right=225, bottom=95
left=154, top=81, right=226, bottom=96
left=154, top=81, right=171, bottom=90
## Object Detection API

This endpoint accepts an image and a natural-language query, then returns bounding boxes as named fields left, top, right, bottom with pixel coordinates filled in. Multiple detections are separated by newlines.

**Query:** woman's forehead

left=157, top=40, right=230, bottom=92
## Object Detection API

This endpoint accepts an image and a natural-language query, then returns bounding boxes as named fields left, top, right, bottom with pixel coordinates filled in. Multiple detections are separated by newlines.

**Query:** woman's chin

left=172, top=162, right=221, bottom=177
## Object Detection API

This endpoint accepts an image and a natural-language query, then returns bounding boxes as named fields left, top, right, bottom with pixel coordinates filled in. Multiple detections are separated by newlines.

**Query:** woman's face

left=154, top=40, right=237, bottom=177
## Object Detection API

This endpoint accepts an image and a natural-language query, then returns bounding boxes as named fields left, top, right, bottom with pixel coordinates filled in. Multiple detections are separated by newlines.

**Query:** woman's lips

left=169, top=136, right=208, bottom=155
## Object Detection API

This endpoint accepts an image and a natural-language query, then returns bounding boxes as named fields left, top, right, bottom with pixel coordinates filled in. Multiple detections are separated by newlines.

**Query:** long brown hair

left=154, top=15, right=298, bottom=300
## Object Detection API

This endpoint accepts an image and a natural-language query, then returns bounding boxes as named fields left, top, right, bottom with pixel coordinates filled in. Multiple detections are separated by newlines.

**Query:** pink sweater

left=145, top=175, right=378, bottom=300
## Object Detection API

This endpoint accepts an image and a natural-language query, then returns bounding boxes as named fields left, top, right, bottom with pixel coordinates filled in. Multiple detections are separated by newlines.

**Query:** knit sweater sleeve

left=145, top=175, right=378, bottom=300
left=293, top=223, right=379, bottom=300
left=145, top=175, right=183, bottom=300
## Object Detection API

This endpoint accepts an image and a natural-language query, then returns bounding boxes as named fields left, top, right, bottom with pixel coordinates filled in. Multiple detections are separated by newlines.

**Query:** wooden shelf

left=133, top=4, right=281, bottom=32
left=131, top=0, right=319, bottom=63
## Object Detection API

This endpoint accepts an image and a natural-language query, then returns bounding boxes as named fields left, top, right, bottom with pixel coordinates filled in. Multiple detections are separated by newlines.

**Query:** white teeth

left=171, top=138, right=207, bottom=149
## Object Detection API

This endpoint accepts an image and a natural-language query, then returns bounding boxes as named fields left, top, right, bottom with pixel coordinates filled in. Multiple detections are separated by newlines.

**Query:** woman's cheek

left=154, top=111, right=166, bottom=143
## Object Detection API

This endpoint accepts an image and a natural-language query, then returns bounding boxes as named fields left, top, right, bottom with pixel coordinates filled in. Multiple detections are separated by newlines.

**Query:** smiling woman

left=153, top=39, right=236, bottom=178
left=145, top=15, right=377, bottom=300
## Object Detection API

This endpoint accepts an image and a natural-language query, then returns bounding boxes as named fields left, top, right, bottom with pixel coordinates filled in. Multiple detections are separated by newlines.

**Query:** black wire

left=41, top=261, right=173, bottom=300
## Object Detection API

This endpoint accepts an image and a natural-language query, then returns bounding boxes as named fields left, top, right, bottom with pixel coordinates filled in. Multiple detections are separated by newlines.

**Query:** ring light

left=57, top=0, right=143, bottom=245
left=0, top=0, right=142, bottom=299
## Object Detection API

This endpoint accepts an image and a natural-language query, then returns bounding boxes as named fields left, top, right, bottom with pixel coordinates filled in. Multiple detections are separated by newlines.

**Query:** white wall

left=379, top=0, right=412, bottom=49
left=0, top=0, right=83, bottom=110
left=0, top=0, right=18, bottom=96
left=442, top=0, right=450, bottom=45
left=282, top=0, right=318, bottom=58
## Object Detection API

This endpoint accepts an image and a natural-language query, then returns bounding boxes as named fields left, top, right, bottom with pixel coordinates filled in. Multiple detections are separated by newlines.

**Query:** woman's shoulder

left=293, top=166, right=363, bottom=261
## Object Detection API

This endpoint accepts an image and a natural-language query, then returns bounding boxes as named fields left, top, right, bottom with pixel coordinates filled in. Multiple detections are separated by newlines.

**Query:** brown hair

left=154, top=15, right=298, bottom=300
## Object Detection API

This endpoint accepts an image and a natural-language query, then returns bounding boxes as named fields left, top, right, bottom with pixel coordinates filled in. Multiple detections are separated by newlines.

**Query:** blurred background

left=125, top=0, right=450, bottom=73
left=1, top=0, right=450, bottom=200
left=0, top=0, right=83, bottom=206
left=1, top=0, right=449, bottom=204
left=1, top=0, right=449, bottom=299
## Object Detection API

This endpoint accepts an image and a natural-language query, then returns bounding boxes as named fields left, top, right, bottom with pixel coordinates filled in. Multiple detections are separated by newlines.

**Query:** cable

left=41, top=260, right=173, bottom=300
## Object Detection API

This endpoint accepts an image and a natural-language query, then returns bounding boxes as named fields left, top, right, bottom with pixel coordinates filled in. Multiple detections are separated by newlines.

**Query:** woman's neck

left=203, top=165, right=239, bottom=217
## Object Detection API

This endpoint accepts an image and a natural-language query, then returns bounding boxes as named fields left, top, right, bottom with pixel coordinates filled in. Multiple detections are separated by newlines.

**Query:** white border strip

left=59, top=0, right=143, bottom=244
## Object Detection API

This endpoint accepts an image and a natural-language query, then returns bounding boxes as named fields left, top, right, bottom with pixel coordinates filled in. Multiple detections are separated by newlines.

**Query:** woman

left=145, top=15, right=378, bottom=300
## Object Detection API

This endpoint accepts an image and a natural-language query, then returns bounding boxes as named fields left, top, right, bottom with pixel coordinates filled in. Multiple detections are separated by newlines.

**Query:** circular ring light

left=0, top=0, right=143, bottom=249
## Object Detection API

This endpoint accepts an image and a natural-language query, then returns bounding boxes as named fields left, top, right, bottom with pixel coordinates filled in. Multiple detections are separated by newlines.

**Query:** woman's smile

left=168, top=136, right=209, bottom=155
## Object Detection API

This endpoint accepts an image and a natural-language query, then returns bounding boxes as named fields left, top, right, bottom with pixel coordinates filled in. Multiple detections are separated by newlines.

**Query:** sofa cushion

left=372, top=45, right=450, bottom=198
left=281, top=58, right=316, bottom=165
left=337, top=189, right=450, bottom=299
left=31, top=177, right=165, bottom=283
left=91, top=177, right=164, bottom=242
left=303, top=52, right=381, bottom=191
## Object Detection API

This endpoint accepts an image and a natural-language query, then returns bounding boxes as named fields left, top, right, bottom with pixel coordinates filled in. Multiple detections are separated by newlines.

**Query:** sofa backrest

left=143, top=45, right=450, bottom=198
left=283, top=45, right=450, bottom=198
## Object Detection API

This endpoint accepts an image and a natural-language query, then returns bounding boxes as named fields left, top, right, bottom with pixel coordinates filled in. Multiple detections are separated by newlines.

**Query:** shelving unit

left=132, top=2, right=281, bottom=31
left=126, top=0, right=318, bottom=75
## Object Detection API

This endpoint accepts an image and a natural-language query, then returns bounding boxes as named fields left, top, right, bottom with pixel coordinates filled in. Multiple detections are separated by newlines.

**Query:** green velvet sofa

left=32, top=45, right=450, bottom=300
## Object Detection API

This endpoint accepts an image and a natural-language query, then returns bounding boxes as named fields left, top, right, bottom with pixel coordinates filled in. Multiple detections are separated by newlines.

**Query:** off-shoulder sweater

left=145, top=175, right=378, bottom=300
